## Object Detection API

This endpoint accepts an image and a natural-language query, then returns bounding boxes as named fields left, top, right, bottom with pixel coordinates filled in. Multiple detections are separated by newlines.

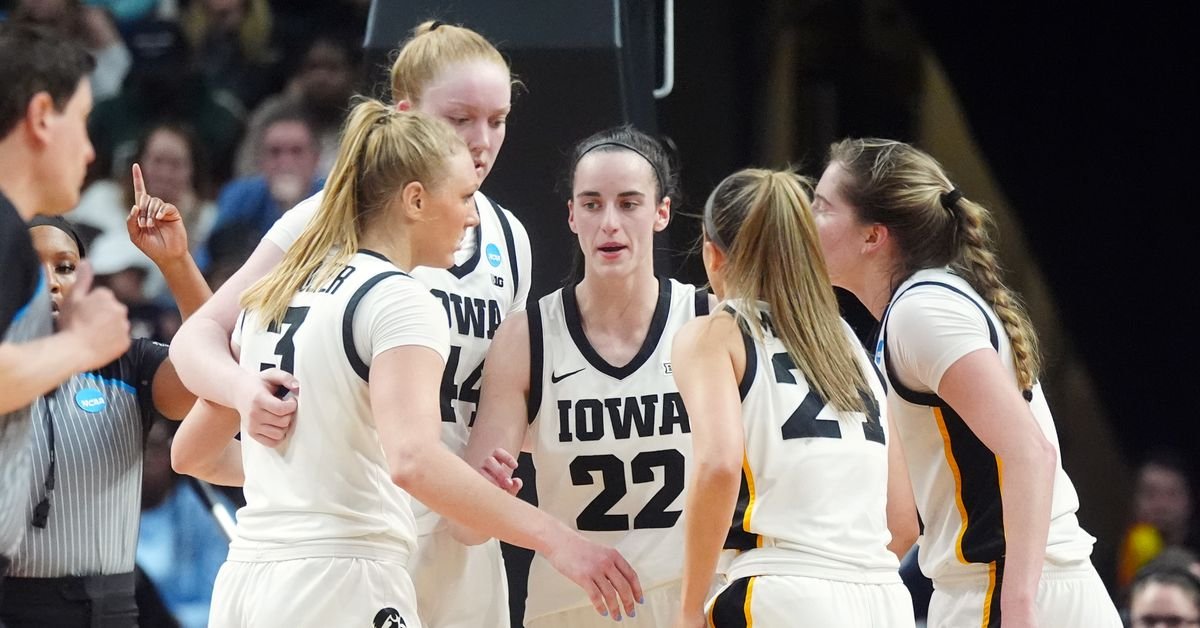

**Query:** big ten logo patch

left=372, top=608, right=406, bottom=628
left=663, top=362, right=673, bottom=374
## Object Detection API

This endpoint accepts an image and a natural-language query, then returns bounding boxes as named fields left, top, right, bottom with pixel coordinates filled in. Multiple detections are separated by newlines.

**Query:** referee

left=0, top=23, right=130, bottom=619
left=0, top=170, right=208, bottom=627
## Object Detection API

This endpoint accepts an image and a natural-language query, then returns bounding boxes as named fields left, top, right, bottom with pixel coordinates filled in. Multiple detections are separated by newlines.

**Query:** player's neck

left=359, top=230, right=414, bottom=272
left=574, top=271, right=659, bottom=332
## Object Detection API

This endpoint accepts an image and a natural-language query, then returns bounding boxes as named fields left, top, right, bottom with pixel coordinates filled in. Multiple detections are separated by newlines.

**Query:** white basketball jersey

left=264, top=190, right=531, bottom=534
left=878, top=269, right=1095, bottom=583
left=230, top=250, right=449, bottom=562
left=721, top=301, right=901, bottom=584
left=524, top=277, right=708, bottom=621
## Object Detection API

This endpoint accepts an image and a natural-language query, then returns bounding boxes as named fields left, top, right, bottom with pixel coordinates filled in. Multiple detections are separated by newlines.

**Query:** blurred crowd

left=1, top=1, right=368, bottom=625
left=3, top=0, right=367, bottom=345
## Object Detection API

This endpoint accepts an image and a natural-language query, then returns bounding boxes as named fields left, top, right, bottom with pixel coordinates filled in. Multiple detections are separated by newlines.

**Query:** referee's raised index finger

left=131, top=163, right=147, bottom=201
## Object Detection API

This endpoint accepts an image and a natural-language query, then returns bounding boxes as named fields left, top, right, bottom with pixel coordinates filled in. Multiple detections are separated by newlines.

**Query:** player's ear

left=653, top=196, right=671, bottom=232
left=400, top=181, right=425, bottom=220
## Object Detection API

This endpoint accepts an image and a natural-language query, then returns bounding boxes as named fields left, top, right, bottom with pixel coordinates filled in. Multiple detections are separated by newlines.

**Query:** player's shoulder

left=889, top=270, right=988, bottom=332
left=291, top=189, right=326, bottom=215
left=477, top=192, right=529, bottom=239
left=675, top=306, right=740, bottom=351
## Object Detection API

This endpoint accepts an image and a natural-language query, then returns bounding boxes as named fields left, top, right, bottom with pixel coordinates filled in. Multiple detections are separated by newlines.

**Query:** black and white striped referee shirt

left=7, top=339, right=168, bottom=577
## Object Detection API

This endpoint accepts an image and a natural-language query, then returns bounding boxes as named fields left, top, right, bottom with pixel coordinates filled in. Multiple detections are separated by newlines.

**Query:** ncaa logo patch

left=74, top=388, right=106, bottom=413
left=485, top=243, right=503, bottom=268
left=874, top=338, right=885, bottom=367
left=372, top=608, right=406, bottom=628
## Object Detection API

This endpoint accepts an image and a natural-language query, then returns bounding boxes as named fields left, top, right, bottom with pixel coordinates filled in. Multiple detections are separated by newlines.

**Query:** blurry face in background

left=297, top=40, right=353, bottom=110
left=260, top=120, right=318, bottom=207
left=202, top=0, right=244, bottom=29
left=139, top=128, right=193, bottom=206
left=260, top=120, right=318, bottom=181
left=1130, top=582, right=1200, bottom=628
left=415, top=59, right=511, bottom=183
left=1135, top=463, right=1194, bottom=541
left=29, top=225, right=80, bottom=319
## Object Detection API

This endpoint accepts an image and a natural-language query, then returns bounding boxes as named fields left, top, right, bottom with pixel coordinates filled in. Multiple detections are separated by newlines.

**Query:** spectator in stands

left=88, top=19, right=243, bottom=184
left=1119, top=451, right=1198, bottom=588
left=234, top=33, right=356, bottom=178
left=1127, top=556, right=1200, bottom=628
left=203, top=108, right=321, bottom=270
left=181, top=0, right=279, bottom=112
left=7, top=0, right=132, bottom=101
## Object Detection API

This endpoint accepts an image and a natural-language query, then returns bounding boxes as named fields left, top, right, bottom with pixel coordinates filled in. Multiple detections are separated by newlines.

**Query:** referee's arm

left=0, top=327, right=127, bottom=414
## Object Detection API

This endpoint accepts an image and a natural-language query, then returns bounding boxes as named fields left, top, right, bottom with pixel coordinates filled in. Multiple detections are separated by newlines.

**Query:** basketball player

left=169, top=21, right=531, bottom=627
left=0, top=22, right=129, bottom=603
left=174, top=100, right=639, bottom=627
left=813, top=138, right=1120, bottom=627
left=669, top=169, right=916, bottom=627
left=459, top=126, right=712, bottom=626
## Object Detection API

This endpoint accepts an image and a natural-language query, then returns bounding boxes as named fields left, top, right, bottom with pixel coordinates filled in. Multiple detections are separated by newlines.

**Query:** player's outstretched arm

left=671, top=314, right=746, bottom=628
left=373, top=343, right=643, bottom=621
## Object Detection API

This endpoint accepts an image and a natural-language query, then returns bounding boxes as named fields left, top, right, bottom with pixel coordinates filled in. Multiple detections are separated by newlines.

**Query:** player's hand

left=479, top=447, right=522, bottom=496
left=58, top=261, right=131, bottom=369
left=238, top=368, right=299, bottom=447
left=127, top=163, right=190, bottom=265
left=543, top=532, right=643, bottom=621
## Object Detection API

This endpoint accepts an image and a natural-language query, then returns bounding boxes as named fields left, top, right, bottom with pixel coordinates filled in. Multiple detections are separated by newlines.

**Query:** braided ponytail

left=949, top=196, right=1041, bottom=392
left=829, top=138, right=1042, bottom=395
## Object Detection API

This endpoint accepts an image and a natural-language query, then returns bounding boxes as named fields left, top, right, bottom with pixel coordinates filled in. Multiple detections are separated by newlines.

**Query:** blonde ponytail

left=950, top=197, right=1041, bottom=391
left=241, top=98, right=465, bottom=328
left=707, top=169, right=869, bottom=413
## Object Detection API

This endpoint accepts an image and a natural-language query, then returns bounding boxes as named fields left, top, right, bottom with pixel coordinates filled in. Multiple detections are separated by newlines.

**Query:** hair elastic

left=940, top=188, right=963, bottom=212
left=430, top=20, right=445, bottom=31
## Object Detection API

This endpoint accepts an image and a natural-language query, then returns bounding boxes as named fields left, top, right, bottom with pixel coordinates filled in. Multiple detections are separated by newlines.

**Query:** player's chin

left=436, top=250, right=457, bottom=269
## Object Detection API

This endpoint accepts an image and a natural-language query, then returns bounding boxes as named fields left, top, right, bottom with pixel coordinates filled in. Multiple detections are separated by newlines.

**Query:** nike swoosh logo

left=551, top=368, right=585, bottom=383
